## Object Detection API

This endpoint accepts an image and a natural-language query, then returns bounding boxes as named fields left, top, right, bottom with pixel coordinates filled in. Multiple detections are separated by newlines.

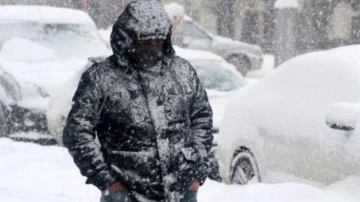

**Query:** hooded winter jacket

left=62, top=0, right=213, bottom=201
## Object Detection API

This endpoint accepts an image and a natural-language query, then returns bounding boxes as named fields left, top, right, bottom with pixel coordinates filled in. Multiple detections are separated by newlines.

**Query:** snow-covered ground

left=1, top=137, right=360, bottom=202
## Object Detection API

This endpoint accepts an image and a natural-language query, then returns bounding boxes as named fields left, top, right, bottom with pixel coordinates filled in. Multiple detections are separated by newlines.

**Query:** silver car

left=218, top=45, right=360, bottom=186
left=0, top=5, right=110, bottom=107
left=0, top=66, right=52, bottom=144
left=172, top=16, right=263, bottom=75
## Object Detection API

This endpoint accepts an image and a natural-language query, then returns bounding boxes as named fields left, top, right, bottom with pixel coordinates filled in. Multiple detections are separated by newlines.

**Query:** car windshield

left=184, top=21, right=210, bottom=39
left=0, top=21, right=108, bottom=59
left=191, top=60, right=243, bottom=92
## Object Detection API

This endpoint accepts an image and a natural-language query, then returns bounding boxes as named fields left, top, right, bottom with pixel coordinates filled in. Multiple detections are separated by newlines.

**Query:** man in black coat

left=63, top=0, right=213, bottom=201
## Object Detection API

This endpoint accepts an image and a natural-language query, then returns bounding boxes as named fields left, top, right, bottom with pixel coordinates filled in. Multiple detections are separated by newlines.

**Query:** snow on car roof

left=174, top=46, right=224, bottom=62
left=0, top=5, right=96, bottom=26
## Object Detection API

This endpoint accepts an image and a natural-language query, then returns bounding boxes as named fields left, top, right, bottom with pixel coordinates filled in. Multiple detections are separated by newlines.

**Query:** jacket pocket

left=181, top=147, right=198, bottom=162
left=107, top=149, right=158, bottom=174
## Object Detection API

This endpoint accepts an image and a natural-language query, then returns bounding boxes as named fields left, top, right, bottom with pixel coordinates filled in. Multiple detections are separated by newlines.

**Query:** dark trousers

left=100, top=190, right=198, bottom=202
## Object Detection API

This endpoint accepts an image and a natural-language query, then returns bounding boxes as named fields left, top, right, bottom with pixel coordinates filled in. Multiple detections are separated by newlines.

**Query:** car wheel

left=227, top=55, right=251, bottom=76
left=230, top=148, right=261, bottom=184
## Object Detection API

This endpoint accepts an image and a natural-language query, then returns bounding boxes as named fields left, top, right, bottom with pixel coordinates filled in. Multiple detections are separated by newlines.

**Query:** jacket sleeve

left=189, top=66, right=214, bottom=185
left=62, top=70, right=116, bottom=191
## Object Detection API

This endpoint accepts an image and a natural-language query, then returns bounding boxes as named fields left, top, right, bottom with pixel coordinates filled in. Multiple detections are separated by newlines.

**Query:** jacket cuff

left=85, top=169, right=117, bottom=191
left=194, top=161, right=209, bottom=185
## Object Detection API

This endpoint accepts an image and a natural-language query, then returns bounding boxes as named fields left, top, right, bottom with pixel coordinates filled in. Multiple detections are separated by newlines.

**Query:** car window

left=184, top=21, right=211, bottom=40
left=192, top=60, right=243, bottom=92
left=38, top=23, right=108, bottom=58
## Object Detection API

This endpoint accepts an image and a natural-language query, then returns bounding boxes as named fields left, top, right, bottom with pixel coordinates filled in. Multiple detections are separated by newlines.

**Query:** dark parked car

left=0, top=66, right=55, bottom=145
left=165, top=4, right=263, bottom=76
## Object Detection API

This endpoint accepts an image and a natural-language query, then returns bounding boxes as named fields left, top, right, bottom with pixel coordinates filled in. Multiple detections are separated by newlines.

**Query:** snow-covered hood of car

left=0, top=59, right=87, bottom=94
left=0, top=38, right=100, bottom=102
left=0, top=58, right=87, bottom=111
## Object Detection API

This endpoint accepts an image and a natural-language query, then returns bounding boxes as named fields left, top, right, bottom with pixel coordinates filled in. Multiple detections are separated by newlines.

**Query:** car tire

left=227, top=55, right=251, bottom=76
left=229, top=148, right=261, bottom=184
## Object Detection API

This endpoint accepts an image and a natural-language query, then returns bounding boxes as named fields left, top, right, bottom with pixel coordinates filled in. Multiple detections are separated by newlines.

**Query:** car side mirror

left=325, top=102, right=360, bottom=131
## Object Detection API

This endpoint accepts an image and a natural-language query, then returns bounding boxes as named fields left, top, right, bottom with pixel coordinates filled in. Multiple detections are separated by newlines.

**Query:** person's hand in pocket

left=188, top=179, right=200, bottom=191
left=107, top=182, right=125, bottom=193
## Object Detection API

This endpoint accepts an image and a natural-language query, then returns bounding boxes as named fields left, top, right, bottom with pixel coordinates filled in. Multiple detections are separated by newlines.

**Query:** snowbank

left=1, top=138, right=360, bottom=202
left=0, top=138, right=99, bottom=202
left=200, top=178, right=360, bottom=202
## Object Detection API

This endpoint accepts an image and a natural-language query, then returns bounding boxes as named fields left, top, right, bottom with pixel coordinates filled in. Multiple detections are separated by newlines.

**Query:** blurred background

left=2, top=0, right=359, bottom=66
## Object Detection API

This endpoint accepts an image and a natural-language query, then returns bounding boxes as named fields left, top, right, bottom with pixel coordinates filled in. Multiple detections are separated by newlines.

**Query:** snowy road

left=1, top=138, right=360, bottom=202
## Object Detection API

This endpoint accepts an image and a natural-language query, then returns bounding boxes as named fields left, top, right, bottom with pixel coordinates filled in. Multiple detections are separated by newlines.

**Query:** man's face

left=125, top=39, right=165, bottom=68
